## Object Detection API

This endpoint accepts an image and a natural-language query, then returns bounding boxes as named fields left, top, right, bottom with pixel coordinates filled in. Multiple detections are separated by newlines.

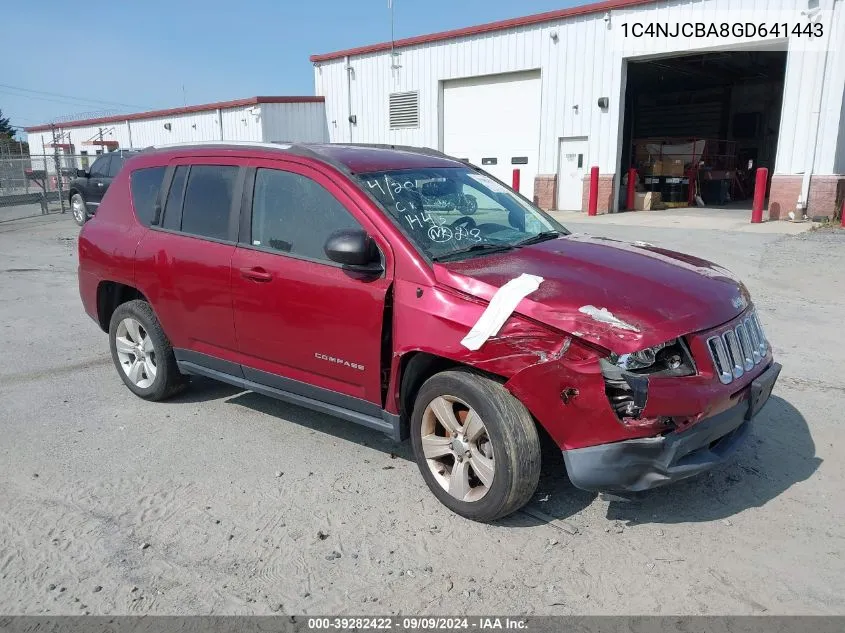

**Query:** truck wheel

left=108, top=300, right=188, bottom=401
left=410, top=370, right=541, bottom=521
left=70, top=193, right=87, bottom=226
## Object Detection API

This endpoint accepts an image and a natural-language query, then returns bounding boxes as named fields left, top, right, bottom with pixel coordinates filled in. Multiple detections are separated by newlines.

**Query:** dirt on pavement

left=0, top=214, right=843, bottom=616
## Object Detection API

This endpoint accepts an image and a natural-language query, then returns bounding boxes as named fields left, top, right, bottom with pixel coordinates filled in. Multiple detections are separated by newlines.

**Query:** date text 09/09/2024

left=306, top=617, right=528, bottom=630
left=621, top=21, right=823, bottom=38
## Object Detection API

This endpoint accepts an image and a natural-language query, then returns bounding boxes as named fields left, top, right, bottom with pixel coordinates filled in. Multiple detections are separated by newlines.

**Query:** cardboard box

left=646, top=159, right=686, bottom=177
left=661, top=159, right=686, bottom=177
left=634, top=191, right=662, bottom=211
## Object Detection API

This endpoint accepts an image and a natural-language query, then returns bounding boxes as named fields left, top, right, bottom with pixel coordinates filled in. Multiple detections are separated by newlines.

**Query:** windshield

left=355, top=167, right=567, bottom=261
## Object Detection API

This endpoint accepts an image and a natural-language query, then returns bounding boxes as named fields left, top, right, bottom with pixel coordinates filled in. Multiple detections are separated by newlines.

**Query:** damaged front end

left=600, top=338, right=696, bottom=431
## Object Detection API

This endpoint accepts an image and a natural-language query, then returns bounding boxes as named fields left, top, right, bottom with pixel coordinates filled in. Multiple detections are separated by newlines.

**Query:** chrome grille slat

left=751, top=313, right=768, bottom=355
left=735, top=325, right=755, bottom=371
left=722, top=330, right=744, bottom=379
left=744, top=317, right=762, bottom=363
left=707, top=310, right=768, bottom=384
left=707, top=335, right=734, bottom=384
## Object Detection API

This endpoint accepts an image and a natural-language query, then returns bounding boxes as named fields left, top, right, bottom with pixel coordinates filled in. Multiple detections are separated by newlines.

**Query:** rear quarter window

left=129, top=167, right=166, bottom=227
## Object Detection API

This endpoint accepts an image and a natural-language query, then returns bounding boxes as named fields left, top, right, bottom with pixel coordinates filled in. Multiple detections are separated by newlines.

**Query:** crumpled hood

left=434, top=234, right=750, bottom=353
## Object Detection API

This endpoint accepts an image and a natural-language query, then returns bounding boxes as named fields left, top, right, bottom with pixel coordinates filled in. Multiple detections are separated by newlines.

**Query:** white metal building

left=312, top=0, right=845, bottom=219
left=25, top=96, right=328, bottom=171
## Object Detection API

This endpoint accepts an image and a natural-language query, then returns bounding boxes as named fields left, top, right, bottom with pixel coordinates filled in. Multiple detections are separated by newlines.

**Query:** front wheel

left=410, top=370, right=541, bottom=521
left=70, top=193, right=87, bottom=226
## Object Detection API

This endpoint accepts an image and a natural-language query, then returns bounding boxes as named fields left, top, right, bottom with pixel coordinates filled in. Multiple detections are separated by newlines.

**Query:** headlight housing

left=609, top=338, right=695, bottom=375
left=601, top=338, right=696, bottom=423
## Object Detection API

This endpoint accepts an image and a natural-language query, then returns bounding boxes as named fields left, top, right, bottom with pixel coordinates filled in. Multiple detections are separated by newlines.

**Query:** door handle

left=240, top=266, right=273, bottom=282
left=96, top=181, right=104, bottom=187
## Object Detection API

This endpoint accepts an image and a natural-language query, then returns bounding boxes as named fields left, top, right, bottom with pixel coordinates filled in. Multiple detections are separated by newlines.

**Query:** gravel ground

left=1, top=214, right=843, bottom=616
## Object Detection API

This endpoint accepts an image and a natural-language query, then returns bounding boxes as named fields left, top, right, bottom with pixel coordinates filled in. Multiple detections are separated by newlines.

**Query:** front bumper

left=562, top=362, right=781, bottom=493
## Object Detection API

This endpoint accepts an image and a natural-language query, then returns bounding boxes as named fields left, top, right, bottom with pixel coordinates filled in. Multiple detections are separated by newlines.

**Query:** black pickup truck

left=68, top=149, right=137, bottom=225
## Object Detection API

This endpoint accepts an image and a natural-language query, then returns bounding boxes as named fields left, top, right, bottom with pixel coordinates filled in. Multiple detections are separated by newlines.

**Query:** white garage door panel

left=443, top=71, right=541, bottom=199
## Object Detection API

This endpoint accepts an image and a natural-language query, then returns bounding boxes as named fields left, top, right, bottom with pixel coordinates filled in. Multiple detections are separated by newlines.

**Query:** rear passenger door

left=133, top=159, right=243, bottom=367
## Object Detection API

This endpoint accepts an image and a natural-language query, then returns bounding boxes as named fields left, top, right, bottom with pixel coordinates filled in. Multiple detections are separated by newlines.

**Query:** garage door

left=442, top=71, right=541, bottom=199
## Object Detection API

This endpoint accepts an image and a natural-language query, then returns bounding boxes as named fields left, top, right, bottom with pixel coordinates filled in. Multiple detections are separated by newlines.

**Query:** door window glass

left=89, top=155, right=111, bottom=178
left=180, top=165, right=238, bottom=241
left=130, top=167, right=166, bottom=227
left=251, top=168, right=360, bottom=261
left=107, top=154, right=125, bottom=177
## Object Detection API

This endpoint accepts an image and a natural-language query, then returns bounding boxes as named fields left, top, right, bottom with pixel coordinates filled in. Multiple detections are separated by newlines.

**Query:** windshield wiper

left=514, top=231, right=562, bottom=247
left=432, top=243, right=515, bottom=262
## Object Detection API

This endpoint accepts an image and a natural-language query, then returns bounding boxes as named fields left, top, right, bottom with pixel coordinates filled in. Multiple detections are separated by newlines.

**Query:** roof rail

left=336, top=143, right=452, bottom=159
left=147, top=140, right=292, bottom=150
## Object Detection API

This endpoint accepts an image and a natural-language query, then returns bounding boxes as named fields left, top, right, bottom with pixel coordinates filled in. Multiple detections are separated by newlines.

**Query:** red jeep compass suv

left=78, top=142, right=780, bottom=521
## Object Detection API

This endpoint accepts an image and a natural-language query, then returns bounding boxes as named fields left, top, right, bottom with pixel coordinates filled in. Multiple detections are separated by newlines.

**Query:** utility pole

left=50, top=123, right=66, bottom=214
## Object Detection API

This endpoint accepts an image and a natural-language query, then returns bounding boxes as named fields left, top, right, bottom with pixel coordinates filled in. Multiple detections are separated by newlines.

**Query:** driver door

left=231, top=160, right=393, bottom=406
left=85, top=153, right=112, bottom=212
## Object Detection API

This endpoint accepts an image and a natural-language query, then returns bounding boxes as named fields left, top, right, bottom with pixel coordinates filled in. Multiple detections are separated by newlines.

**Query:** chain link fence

left=0, top=151, right=92, bottom=222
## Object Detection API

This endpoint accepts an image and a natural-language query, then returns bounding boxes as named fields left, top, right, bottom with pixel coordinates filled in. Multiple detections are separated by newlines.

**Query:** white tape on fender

left=460, top=273, right=544, bottom=351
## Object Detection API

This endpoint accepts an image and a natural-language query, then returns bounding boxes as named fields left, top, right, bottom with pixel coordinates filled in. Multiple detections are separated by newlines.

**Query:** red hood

left=434, top=234, right=750, bottom=353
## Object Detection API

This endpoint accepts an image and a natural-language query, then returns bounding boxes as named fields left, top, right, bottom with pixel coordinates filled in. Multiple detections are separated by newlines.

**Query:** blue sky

left=4, top=0, right=577, bottom=136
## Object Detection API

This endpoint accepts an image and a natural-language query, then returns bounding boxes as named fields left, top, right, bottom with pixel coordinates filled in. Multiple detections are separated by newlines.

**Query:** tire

left=460, top=195, right=478, bottom=215
left=410, top=370, right=541, bottom=521
left=108, top=300, right=188, bottom=401
left=70, top=193, right=87, bottom=226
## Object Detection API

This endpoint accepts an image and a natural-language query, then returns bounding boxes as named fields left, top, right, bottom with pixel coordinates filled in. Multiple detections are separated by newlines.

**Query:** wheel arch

left=96, top=281, right=148, bottom=332
left=398, top=351, right=506, bottom=429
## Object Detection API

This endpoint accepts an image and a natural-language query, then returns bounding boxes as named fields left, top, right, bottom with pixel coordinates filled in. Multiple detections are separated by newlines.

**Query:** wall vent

left=389, top=91, right=419, bottom=129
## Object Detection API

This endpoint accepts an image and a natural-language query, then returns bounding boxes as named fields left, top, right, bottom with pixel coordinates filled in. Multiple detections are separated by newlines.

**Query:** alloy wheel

left=420, top=395, right=495, bottom=502
left=71, top=195, right=86, bottom=224
left=114, top=317, right=157, bottom=389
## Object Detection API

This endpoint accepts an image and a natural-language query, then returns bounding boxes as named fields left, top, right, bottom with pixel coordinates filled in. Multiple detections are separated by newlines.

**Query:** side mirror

left=324, top=229, right=382, bottom=273
left=76, top=168, right=87, bottom=178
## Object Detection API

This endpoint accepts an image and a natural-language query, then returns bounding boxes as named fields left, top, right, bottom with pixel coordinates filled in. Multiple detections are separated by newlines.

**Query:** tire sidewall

left=108, top=301, right=168, bottom=399
left=410, top=372, right=517, bottom=521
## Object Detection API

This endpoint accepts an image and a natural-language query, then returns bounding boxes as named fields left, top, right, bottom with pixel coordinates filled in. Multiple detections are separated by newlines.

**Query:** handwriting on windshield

left=404, top=212, right=436, bottom=228
left=365, top=177, right=415, bottom=198
left=403, top=213, right=482, bottom=243
left=365, top=178, right=482, bottom=244
left=427, top=224, right=482, bottom=244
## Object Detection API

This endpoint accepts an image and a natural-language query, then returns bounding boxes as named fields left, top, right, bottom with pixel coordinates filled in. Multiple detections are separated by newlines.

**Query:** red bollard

left=626, top=167, right=637, bottom=210
left=512, top=168, right=520, bottom=192
left=588, top=166, right=599, bottom=216
left=751, top=167, right=768, bottom=224
left=840, top=197, right=845, bottom=228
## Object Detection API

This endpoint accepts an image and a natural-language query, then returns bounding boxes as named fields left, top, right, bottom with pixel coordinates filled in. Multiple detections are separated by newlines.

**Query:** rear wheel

left=410, top=370, right=541, bottom=521
left=108, top=300, right=188, bottom=401
left=70, top=193, right=87, bottom=226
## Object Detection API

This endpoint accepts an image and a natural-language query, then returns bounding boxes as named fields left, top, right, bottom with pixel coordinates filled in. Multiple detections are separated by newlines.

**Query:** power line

left=0, top=82, right=147, bottom=110
left=0, top=89, right=124, bottom=110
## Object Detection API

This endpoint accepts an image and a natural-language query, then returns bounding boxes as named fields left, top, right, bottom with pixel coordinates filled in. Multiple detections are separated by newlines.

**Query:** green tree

left=0, top=109, right=15, bottom=138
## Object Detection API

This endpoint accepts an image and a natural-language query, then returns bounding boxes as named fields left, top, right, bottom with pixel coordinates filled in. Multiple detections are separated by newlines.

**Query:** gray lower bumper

left=563, top=362, right=781, bottom=493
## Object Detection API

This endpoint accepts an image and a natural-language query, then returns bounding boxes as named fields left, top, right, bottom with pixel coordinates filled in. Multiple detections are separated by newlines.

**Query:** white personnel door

left=442, top=71, right=541, bottom=199
left=557, top=137, right=589, bottom=211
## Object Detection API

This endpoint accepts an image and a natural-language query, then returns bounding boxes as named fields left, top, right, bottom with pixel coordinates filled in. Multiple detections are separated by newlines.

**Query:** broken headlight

left=602, top=338, right=696, bottom=423
left=610, top=338, right=693, bottom=373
